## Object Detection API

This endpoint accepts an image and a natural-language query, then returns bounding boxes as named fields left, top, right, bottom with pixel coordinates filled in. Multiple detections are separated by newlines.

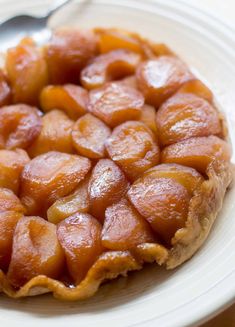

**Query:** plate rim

left=0, top=1, right=235, bottom=326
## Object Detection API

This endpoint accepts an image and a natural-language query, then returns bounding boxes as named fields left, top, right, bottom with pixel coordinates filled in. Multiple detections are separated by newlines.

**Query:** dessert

left=0, top=27, right=232, bottom=301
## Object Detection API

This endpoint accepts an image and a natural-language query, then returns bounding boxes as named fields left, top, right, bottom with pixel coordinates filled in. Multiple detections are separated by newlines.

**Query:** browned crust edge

left=167, top=160, right=232, bottom=268
left=0, top=160, right=232, bottom=301
left=0, top=28, right=232, bottom=300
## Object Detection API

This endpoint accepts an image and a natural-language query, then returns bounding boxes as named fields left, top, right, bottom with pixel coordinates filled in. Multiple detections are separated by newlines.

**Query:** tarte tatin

left=0, top=28, right=232, bottom=301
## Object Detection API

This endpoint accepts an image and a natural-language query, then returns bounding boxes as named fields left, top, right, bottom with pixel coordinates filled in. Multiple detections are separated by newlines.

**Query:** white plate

left=0, top=1, right=235, bottom=326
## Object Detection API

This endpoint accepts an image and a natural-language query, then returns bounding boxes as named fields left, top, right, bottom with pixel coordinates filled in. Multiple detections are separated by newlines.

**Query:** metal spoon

left=0, top=0, right=73, bottom=51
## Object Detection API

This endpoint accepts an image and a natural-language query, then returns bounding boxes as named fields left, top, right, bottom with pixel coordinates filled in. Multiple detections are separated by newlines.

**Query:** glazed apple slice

left=0, top=149, right=30, bottom=194
left=102, top=198, right=154, bottom=250
left=98, top=29, right=143, bottom=54
left=0, top=188, right=25, bottom=213
left=88, top=159, right=129, bottom=222
left=156, top=93, right=221, bottom=146
left=0, top=212, right=23, bottom=272
left=40, top=84, right=88, bottom=120
left=161, top=136, right=231, bottom=174
left=7, top=216, right=64, bottom=288
left=128, top=174, right=191, bottom=245
left=47, top=174, right=90, bottom=224
left=27, top=110, right=74, bottom=158
left=177, top=79, right=213, bottom=102
left=57, top=213, right=103, bottom=284
left=6, top=38, right=48, bottom=106
left=139, top=104, right=158, bottom=134
left=0, top=188, right=25, bottom=271
left=88, top=82, right=144, bottom=127
left=0, top=104, right=42, bottom=150
left=136, top=56, right=193, bottom=107
left=106, top=121, right=160, bottom=181
left=0, top=69, right=11, bottom=107
left=81, top=49, right=141, bottom=90
left=144, top=163, right=204, bottom=195
left=72, top=113, right=111, bottom=159
left=20, top=151, right=91, bottom=216
left=46, top=28, right=98, bottom=84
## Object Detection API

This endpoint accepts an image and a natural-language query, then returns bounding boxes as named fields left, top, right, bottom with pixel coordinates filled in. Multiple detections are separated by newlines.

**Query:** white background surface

left=0, top=0, right=234, bottom=29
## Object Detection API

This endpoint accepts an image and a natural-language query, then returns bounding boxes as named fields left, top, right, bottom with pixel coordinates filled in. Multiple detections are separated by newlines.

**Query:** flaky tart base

left=0, top=160, right=232, bottom=301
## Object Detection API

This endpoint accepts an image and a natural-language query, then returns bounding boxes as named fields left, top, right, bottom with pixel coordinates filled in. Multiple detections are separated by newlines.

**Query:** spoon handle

left=46, top=0, right=73, bottom=18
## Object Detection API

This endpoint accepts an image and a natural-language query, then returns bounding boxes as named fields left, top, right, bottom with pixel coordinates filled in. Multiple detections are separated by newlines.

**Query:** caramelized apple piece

left=0, top=104, right=42, bottom=150
left=6, top=38, right=48, bottom=105
left=156, top=93, right=221, bottom=146
left=0, top=149, right=29, bottom=194
left=7, top=216, right=64, bottom=288
left=0, top=188, right=25, bottom=213
left=57, top=213, right=103, bottom=284
left=72, top=113, right=111, bottom=159
left=98, top=29, right=143, bottom=54
left=88, top=82, right=144, bottom=127
left=177, top=79, right=213, bottom=102
left=147, top=42, right=173, bottom=57
left=136, top=56, right=193, bottom=107
left=47, top=174, right=90, bottom=224
left=27, top=110, right=74, bottom=157
left=106, top=121, right=160, bottom=181
left=102, top=198, right=154, bottom=250
left=161, top=136, right=231, bottom=174
left=118, top=75, right=138, bottom=89
left=20, top=151, right=91, bottom=216
left=81, top=49, right=141, bottom=90
left=128, top=175, right=191, bottom=245
left=0, top=212, right=23, bottom=271
left=40, top=84, right=88, bottom=120
left=142, top=164, right=204, bottom=195
left=0, top=70, right=11, bottom=107
left=139, top=104, right=157, bottom=134
left=0, top=188, right=25, bottom=271
left=46, top=29, right=98, bottom=84
left=88, top=159, right=129, bottom=222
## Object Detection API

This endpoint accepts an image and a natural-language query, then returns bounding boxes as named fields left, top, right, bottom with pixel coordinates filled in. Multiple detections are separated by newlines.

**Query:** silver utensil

left=0, top=0, right=73, bottom=51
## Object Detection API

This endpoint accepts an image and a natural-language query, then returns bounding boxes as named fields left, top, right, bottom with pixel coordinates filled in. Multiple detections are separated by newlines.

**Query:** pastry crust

left=0, top=160, right=232, bottom=300
left=0, top=27, right=232, bottom=301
